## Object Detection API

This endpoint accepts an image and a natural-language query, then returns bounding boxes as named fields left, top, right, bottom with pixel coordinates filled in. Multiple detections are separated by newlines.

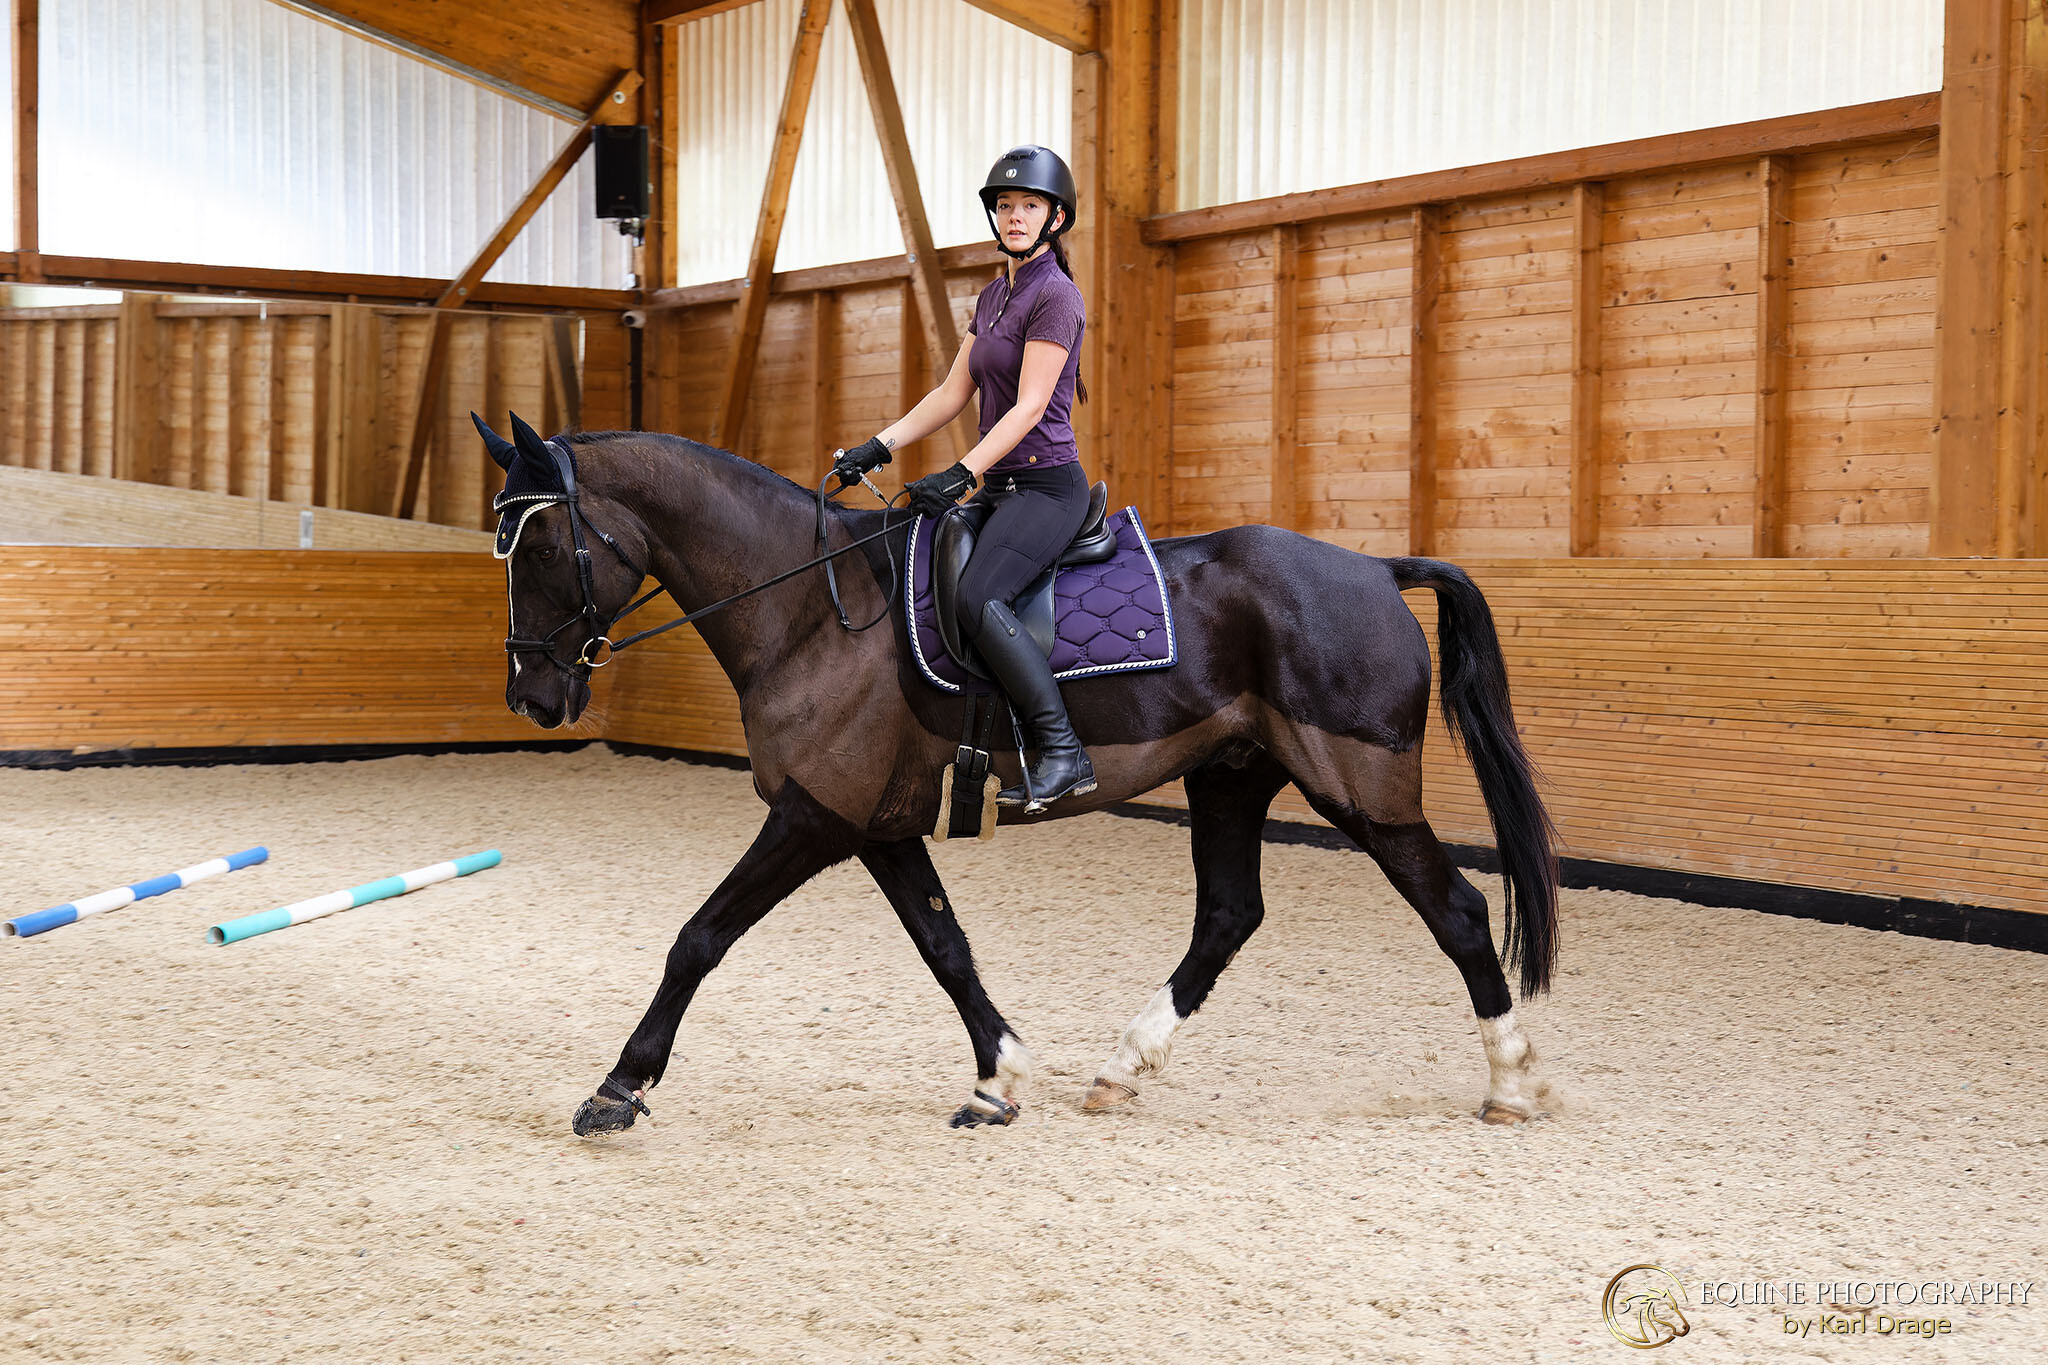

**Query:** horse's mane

left=561, top=428, right=898, bottom=543
left=562, top=428, right=816, bottom=499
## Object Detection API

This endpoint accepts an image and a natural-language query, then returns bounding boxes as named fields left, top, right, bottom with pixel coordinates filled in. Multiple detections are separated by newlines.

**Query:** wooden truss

left=393, top=69, right=643, bottom=518
left=710, top=0, right=993, bottom=467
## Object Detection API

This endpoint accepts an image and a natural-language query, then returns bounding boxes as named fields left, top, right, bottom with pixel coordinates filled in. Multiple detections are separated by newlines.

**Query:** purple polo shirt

left=965, top=250, right=1086, bottom=472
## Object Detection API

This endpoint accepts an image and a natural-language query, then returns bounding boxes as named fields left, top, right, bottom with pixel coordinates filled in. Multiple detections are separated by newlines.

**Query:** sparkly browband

left=493, top=491, right=562, bottom=560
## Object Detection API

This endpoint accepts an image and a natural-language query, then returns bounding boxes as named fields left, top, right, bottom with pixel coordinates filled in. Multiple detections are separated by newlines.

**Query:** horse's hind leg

left=1297, top=763, right=1543, bottom=1125
left=860, top=838, right=1032, bottom=1128
left=1082, top=754, right=1290, bottom=1111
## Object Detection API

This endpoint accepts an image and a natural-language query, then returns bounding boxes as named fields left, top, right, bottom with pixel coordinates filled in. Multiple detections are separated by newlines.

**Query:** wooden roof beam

left=435, top=69, right=643, bottom=311
left=1145, top=92, right=1940, bottom=243
left=961, top=0, right=1098, bottom=53
left=13, top=255, right=630, bottom=311
left=645, top=0, right=764, bottom=24
left=397, top=68, right=642, bottom=516
left=1933, top=0, right=2041, bottom=556
left=843, top=0, right=972, bottom=466
left=12, top=0, right=39, bottom=279
left=647, top=0, right=1098, bottom=49
left=645, top=241, right=1004, bottom=309
left=1072, top=0, right=1174, bottom=523
left=277, top=1, right=638, bottom=118
left=711, top=1, right=831, bottom=450
left=270, top=1, right=585, bottom=121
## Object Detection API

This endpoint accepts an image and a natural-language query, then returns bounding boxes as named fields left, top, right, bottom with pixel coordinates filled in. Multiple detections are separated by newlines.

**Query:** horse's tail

left=1386, top=557, right=1560, bottom=997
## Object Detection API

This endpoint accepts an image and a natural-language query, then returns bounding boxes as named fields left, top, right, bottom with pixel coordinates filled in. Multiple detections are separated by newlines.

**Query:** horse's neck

left=605, top=439, right=833, bottom=692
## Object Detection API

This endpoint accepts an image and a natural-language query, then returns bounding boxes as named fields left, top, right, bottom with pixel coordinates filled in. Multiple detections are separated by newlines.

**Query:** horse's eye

left=536, top=546, right=557, bottom=563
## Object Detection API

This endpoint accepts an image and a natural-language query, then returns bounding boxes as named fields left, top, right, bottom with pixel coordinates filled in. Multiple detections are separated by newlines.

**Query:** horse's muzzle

left=506, top=670, right=589, bottom=729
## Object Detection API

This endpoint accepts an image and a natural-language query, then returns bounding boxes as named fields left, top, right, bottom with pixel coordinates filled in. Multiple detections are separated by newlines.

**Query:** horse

left=475, top=413, right=1558, bottom=1134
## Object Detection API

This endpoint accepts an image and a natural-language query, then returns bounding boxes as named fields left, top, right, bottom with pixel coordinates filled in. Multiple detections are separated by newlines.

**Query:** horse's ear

left=508, top=411, right=551, bottom=468
left=472, top=412, right=517, bottom=470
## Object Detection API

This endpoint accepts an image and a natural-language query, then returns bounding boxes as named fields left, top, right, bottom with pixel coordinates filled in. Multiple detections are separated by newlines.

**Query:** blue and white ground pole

left=207, top=850, right=501, bottom=945
left=6, top=847, right=270, bottom=939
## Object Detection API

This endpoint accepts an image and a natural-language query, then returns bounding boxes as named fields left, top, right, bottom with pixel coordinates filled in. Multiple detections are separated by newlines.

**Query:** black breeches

left=957, top=461, right=1091, bottom=639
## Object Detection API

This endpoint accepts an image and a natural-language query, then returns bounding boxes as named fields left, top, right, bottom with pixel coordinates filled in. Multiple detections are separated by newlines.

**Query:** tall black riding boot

left=972, top=599, right=1096, bottom=812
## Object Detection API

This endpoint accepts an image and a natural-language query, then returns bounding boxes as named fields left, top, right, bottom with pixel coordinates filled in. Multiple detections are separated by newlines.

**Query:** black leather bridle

left=496, top=439, right=909, bottom=678
left=496, top=439, right=659, bottom=677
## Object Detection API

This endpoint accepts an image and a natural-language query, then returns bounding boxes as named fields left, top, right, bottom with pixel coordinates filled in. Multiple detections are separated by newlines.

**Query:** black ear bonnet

left=486, top=412, right=578, bottom=560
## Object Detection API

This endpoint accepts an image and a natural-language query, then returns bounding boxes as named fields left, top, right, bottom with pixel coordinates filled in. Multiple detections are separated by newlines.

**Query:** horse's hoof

left=949, top=1095, right=1021, bottom=1129
left=572, top=1092, right=639, bottom=1136
left=1477, top=1101, right=1533, bottom=1126
left=1081, top=1077, right=1138, bottom=1111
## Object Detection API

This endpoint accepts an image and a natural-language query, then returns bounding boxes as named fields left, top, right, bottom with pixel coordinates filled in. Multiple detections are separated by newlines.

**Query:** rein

left=499, top=440, right=912, bottom=676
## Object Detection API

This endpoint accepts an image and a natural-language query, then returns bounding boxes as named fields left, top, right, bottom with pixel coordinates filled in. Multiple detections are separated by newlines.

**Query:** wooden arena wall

left=3, top=57, right=2040, bottom=930
left=642, top=245, right=1003, bottom=499
left=596, top=559, right=2048, bottom=919
left=609, top=100, right=2048, bottom=924
left=644, top=120, right=1942, bottom=559
left=8, top=544, right=2040, bottom=920
left=1161, top=136, right=1939, bottom=558
left=0, top=299, right=632, bottom=533
left=0, top=466, right=493, bottom=551
left=0, top=548, right=599, bottom=752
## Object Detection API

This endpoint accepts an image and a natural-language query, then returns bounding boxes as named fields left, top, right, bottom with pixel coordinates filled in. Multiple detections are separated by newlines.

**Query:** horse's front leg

left=572, top=781, right=866, bottom=1136
left=859, top=838, right=1031, bottom=1129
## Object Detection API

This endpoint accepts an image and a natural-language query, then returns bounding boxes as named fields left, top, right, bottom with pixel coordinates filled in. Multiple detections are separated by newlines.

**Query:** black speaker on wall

left=594, top=125, right=650, bottom=221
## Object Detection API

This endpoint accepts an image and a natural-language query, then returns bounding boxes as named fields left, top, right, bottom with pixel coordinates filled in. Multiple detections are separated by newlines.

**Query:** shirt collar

left=1009, top=248, right=1059, bottom=288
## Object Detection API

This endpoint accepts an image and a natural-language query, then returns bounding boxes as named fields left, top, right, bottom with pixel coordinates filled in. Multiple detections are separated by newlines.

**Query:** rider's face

left=994, top=192, right=1057, bottom=251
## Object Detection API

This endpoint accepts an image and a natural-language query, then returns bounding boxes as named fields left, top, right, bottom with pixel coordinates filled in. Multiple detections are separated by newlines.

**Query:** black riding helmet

left=980, top=145, right=1077, bottom=260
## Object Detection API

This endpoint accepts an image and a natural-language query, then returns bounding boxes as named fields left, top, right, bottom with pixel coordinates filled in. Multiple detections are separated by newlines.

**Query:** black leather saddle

left=933, top=480, right=1116, bottom=681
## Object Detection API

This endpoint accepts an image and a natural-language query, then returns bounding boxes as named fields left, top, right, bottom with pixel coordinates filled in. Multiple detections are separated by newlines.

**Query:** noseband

left=496, top=438, right=908, bottom=679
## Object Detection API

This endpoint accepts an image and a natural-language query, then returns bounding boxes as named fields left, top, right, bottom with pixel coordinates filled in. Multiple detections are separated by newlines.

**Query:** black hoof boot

left=948, top=1090, right=1021, bottom=1129
left=572, top=1076, right=650, bottom=1137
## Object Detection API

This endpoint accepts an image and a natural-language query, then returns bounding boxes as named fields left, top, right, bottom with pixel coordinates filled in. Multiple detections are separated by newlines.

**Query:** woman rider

left=833, top=145, right=1095, bottom=813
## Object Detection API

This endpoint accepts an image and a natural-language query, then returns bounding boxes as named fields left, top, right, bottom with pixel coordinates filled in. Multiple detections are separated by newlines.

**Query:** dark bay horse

left=478, top=416, right=1558, bottom=1134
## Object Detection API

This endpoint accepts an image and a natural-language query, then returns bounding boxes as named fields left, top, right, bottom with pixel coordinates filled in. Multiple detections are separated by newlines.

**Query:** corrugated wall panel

left=1, top=12, right=12, bottom=249
left=34, top=0, right=627, bottom=288
left=1178, top=0, right=1943, bottom=210
left=672, top=0, right=1072, bottom=286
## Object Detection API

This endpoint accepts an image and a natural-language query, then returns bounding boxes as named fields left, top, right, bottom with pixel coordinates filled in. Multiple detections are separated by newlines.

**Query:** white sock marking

left=1099, top=985, right=1184, bottom=1088
left=969, top=1034, right=1032, bottom=1113
left=1477, top=1008, right=1538, bottom=1116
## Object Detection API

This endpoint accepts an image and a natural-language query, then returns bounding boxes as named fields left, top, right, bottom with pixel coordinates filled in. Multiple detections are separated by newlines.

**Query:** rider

left=833, top=144, right=1095, bottom=812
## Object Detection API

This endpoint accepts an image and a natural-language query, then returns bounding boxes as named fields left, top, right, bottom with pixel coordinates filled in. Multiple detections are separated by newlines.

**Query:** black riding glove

left=904, top=463, right=977, bottom=515
left=832, top=435, right=892, bottom=488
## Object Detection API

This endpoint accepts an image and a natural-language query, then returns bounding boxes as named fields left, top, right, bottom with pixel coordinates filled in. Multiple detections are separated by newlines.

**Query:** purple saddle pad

left=905, top=505, right=1177, bottom=695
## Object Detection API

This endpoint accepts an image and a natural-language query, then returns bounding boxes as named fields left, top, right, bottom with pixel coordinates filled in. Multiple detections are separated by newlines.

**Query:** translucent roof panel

left=1177, top=0, right=1943, bottom=210
left=39, top=0, right=628, bottom=288
left=671, top=0, right=1072, bottom=286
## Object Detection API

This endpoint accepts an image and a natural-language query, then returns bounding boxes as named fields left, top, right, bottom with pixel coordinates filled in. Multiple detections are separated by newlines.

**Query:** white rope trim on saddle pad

left=1057, top=506, right=1179, bottom=681
left=903, top=512, right=959, bottom=692
left=904, top=505, right=1178, bottom=695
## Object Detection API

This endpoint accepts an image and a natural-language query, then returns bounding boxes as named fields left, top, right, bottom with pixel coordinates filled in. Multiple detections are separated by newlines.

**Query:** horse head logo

left=1603, top=1265, right=1692, bottom=1349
